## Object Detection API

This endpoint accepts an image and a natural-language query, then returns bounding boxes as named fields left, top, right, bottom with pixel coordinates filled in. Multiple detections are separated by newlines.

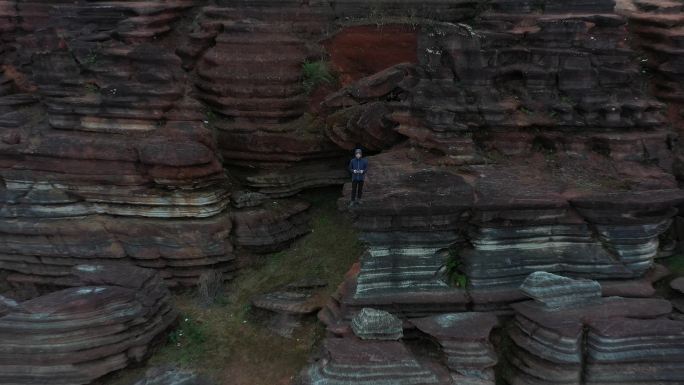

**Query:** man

left=348, top=148, right=368, bottom=206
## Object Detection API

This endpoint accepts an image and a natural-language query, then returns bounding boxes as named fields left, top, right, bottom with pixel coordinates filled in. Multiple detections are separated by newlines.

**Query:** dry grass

left=100, top=187, right=362, bottom=385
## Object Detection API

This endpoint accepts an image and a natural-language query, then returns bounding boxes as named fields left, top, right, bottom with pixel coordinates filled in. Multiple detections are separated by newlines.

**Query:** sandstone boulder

left=519, top=272, right=602, bottom=309
left=351, top=308, right=403, bottom=340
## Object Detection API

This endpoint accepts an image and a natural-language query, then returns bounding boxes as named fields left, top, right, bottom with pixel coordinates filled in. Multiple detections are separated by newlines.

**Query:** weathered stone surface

left=519, top=272, right=602, bottom=309
left=0, top=1, right=319, bottom=285
left=412, top=313, right=498, bottom=384
left=231, top=199, right=311, bottom=253
left=671, top=277, right=684, bottom=314
left=340, top=147, right=681, bottom=310
left=300, top=338, right=449, bottom=385
left=0, top=295, right=19, bottom=316
left=320, top=0, right=683, bottom=314
left=618, top=0, right=684, bottom=116
left=0, top=263, right=177, bottom=385
left=129, top=366, right=212, bottom=385
left=504, top=295, right=681, bottom=385
left=672, top=277, right=684, bottom=294
left=351, top=307, right=403, bottom=340
left=585, top=317, right=684, bottom=384
left=0, top=214, right=237, bottom=287
left=0, top=1, right=236, bottom=286
left=2, top=3, right=684, bottom=384
left=230, top=190, right=267, bottom=209
left=186, top=3, right=348, bottom=197
left=251, top=278, right=327, bottom=337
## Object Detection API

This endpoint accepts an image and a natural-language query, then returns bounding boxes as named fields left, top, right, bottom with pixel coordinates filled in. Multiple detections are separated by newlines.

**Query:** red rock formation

left=1, top=2, right=684, bottom=383
left=231, top=199, right=311, bottom=253
left=504, top=273, right=684, bottom=385
left=320, top=0, right=683, bottom=313
left=323, top=25, right=419, bottom=85
left=618, top=0, right=684, bottom=135
left=180, top=3, right=349, bottom=197
left=0, top=263, right=177, bottom=385
left=301, top=337, right=452, bottom=385
left=0, top=1, right=318, bottom=286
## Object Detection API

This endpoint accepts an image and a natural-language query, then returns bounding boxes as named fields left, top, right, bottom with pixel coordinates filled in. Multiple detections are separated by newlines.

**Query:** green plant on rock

left=560, top=95, right=574, bottom=106
left=203, top=108, right=216, bottom=124
left=445, top=248, right=468, bottom=288
left=84, top=83, right=99, bottom=93
left=519, top=106, right=534, bottom=115
left=302, top=60, right=335, bottom=95
left=83, top=49, right=99, bottom=66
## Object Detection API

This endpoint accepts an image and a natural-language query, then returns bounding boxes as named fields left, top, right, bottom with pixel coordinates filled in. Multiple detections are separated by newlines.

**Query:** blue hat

left=354, top=148, right=362, bottom=154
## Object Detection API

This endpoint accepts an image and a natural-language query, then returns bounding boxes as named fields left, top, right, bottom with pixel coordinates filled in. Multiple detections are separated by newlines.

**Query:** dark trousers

left=351, top=180, right=364, bottom=201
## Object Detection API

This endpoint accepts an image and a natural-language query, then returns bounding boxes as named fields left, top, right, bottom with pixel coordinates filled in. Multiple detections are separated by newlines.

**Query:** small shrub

left=83, top=49, right=99, bottom=66
left=302, top=61, right=335, bottom=94
left=203, top=108, right=216, bottom=124
left=445, top=249, right=468, bottom=288
left=519, top=106, right=533, bottom=115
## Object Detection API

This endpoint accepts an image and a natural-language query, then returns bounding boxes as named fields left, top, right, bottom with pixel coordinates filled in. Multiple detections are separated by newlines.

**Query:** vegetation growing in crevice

left=82, top=48, right=101, bottom=66
left=302, top=60, right=336, bottom=95
left=445, top=248, right=468, bottom=288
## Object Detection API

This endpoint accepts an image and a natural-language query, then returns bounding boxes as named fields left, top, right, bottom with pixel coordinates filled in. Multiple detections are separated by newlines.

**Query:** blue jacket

left=349, top=157, right=368, bottom=181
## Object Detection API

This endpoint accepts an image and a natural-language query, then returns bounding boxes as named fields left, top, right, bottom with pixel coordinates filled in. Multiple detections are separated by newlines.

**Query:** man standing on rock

left=348, top=148, right=368, bottom=206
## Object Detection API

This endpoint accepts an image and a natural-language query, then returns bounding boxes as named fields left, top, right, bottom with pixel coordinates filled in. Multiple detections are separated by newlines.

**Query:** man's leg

left=351, top=180, right=358, bottom=202
left=357, top=181, right=364, bottom=201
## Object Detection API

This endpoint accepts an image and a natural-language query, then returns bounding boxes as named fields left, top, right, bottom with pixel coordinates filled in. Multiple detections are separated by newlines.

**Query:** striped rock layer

left=505, top=295, right=683, bottom=385
left=412, top=313, right=499, bottom=385
left=0, top=263, right=177, bottom=385
left=302, top=338, right=450, bottom=385
left=324, top=0, right=683, bottom=312
left=0, top=1, right=316, bottom=286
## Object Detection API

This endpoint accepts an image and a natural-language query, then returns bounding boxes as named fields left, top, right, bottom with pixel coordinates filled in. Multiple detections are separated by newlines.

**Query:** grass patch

left=166, top=315, right=208, bottom=365
left=100, top=187, right=362, bottom=385
left=302, top=61, right=336, bottom=95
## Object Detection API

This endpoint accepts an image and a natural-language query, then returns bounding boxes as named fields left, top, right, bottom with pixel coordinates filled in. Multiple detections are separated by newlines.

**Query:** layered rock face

left=325, top=0, right=683, bottom=311
left=0, top=263, right=177, bottom=385
left=179, top=2, right=348, bottom=197
left=618, top=0, right=684, bottom=135
left=302, top=337, right=451, bottom=385
left=308, top=272, right=684, bottom=385
left=411, top=312, right=499, bottom=385
left=251, top=278, right=328, bottom=337
left=0, top=1, right=318, bottom=286
left=0, top=0, right=235, bottom=286
left=2, top=1, right=684, bottom=384
left=504, top=273, right=684, bottom=385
